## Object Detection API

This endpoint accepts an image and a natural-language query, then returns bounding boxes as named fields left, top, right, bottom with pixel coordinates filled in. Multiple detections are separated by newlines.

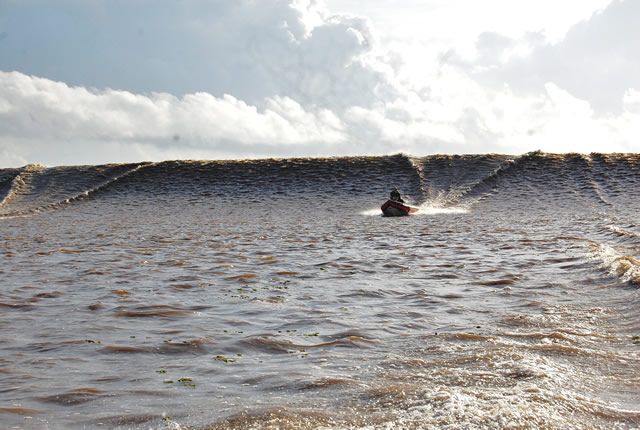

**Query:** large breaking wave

left=1, top=152, right=638, bottom=218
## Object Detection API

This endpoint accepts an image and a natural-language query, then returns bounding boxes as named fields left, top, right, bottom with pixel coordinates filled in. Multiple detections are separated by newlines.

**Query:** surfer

left=390, top=186, right=404, bottom=203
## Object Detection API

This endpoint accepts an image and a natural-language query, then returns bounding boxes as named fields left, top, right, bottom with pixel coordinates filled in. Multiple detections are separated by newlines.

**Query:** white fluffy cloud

left=0, top=0, right=639, bottom=166
left=0, top=71, right=350, bottom=162
left=0, top=0, right=390, bottom=111
left=446, top=0, right=640, bottom=114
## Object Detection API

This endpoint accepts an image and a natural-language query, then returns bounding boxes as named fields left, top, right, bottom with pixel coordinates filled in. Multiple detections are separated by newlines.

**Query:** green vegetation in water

left=225, top=279, right=293, bottom=300
left=287, top=348, right=309, bottom=357
left=85, top=339, right=102, bottom=344
left=176, top=377, right=196, bottom=388
left=216, top=355, right=236, bottom=363
left=632, top=336, right=640, bottom=345
left=157, top=372, right=196, bottom=387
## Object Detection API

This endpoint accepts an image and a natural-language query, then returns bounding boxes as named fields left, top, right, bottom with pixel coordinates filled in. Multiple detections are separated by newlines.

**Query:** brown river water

left=1, top=153, right=639, bottom=429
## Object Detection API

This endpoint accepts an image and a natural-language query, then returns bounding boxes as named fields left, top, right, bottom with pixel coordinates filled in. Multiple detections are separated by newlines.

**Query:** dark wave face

left=1, top=152, right=639, bottom=429
left=1, top=152, right=638, bottom=217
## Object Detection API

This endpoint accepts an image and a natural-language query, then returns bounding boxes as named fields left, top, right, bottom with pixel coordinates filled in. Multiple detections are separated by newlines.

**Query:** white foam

left=416, top=203, right=469, bottom=215
left=360, top=203, right=469, bottom=217
left=360, top=208, right=383, bottom=216
left=606, top=224, right=640, bottom=240
left=589, top=242, right=640, bottom=285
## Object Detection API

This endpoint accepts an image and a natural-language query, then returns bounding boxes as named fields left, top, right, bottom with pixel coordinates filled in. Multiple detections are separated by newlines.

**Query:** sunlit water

left=1, top=153, right=639, bottom=429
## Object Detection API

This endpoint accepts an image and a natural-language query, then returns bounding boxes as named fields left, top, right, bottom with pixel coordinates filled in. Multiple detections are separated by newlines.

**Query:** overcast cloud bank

left=0, top=0, right=639, bottom=166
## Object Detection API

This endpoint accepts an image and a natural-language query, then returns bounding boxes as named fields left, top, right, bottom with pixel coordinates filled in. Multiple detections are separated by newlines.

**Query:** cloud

left=0, top=0, right=394, bottom=111
left=3, top=67, right=637, bottom=167
left=444, top=0, right=640, bottom=114
left=0, top=0, right=639, bottom=166
left=0, top=68, right=463, bottom=165
left=0, top=70, right=351, bottom=161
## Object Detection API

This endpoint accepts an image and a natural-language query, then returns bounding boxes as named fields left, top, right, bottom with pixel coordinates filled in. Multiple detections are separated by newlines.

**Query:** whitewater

left=1, top=152, right=639, bottom=429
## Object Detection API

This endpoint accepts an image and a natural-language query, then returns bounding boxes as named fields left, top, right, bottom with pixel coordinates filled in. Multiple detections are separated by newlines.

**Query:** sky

left=1, top=0, right=639, bottom=167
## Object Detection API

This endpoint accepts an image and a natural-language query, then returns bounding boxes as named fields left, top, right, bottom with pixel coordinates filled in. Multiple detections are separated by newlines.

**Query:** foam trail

left=416, top=202, right=469, bottom=215
left=360, top=203, right=469, bottom=217
left=589, top=242, right=640, bottom=285
left=0, top=162, right=149, bottom=217
left=361, top=207, right=384, bottom=216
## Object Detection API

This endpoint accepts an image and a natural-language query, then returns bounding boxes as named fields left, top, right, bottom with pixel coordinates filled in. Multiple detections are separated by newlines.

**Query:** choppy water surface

left=1, top=153, right=639, bottom=429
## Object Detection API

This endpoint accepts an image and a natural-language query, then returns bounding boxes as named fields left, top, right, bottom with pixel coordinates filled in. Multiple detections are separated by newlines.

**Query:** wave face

left=1, top=152, right=639, bottom=217
left=2, top=152, right=640, bottom=429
